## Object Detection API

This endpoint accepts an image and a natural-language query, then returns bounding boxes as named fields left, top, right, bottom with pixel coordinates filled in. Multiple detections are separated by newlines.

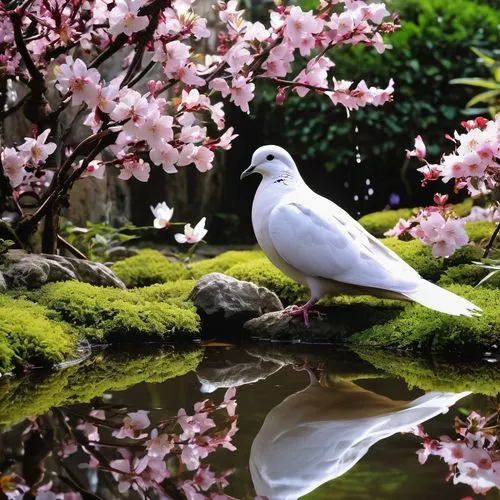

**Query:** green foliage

left=32, top=281, right=200, bottom=341
left=0, top=295, right=75, bottom=373
left=112, top=249, right=190, bottom=287
left=358, top=208, right=415, bottom=237
left=59, top=219, right=150, bottom=261
left=251, top=0, right=499, bottom=211
left=349, top=285, right=500, bottom=355
left=131, top=279, right=196, bottom=304
left=0, top=348, right=203, bottom=428
left=355, top=348, right=500, bottom=395
left=450, top=47, right=500, bottom=117
left=0, top=238, right=14, bottom=256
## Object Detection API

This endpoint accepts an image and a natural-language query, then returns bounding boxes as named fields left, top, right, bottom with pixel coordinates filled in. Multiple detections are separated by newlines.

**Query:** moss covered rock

left=32, top=281, right=200, bottom=342
left=112, top=249, right=189, bottom=287
left=355, top=348, right=500, bottom=396
left=349, top=285, right=500, bottom=355
left=0, top=348, right=203, bottom=428
left=227, top=257, right=307, bottom=304
left=189, top=250, right=263, bottom=279
left=358, top=208, right=416, bottom=237
left=0, top=295, right=76, bottom=373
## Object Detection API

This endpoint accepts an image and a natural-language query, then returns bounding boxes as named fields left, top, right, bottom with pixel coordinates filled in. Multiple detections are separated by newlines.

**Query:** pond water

left=0, top=345, right=499, bottom=499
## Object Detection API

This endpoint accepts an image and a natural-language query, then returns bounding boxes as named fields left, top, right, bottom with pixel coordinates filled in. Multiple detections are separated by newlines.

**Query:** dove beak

left=240, top=165, right=256, bottom=180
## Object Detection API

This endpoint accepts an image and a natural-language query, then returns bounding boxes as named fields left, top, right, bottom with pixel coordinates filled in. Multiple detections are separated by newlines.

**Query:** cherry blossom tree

left=0, top=0, right=399, bottom=254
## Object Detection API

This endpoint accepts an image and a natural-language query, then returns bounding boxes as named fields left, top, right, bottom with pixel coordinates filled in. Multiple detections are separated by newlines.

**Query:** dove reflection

left=250, top=369, right=470, bottom=499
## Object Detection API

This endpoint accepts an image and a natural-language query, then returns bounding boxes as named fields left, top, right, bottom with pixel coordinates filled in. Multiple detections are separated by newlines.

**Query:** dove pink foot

left=281, top=297, right=319, bottom=327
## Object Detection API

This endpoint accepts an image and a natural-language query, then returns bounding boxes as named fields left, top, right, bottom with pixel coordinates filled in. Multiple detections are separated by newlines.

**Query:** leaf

left=470, top=47, right=495, bottom=66
left=466, top=89, right=500, bottom=107
left=449, top=78, right=498, bottom=90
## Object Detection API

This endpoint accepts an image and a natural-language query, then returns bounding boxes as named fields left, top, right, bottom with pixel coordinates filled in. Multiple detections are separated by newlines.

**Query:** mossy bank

left=1, top=221, right=498, bottom=371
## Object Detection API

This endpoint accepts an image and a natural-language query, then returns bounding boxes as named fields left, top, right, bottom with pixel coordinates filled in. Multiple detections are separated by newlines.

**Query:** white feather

left=245, top=145, right=482, bottom=317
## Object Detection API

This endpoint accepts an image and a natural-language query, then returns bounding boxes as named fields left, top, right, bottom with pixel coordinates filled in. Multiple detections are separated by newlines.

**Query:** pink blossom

left=55, top=57, right=100, bottom=107
left=284, top=6, right=323, bottom=48
left=180, top=89, right=210, bottom=110
left=109, top=456, right=149, bottom=493
left=262, top=43, right=295, bottom=78
left=145, top=428, right=174, bottom=458
left=209, top=78, right=231, bottom=97
left=110, top=90, right=149, bottom=127
left=154, top=40, right=190, bottom=72
left=175, top=217, right=208, bottom=244
left=224, top=42, right=252, bottom=74
left=1, top=147, right=26, bottom=187
left=384, top=217, right=413, bottom=238
left=228, top=76, right=255, bottom=113
left=149, top=142, right=179, bottom=173
left=109, top=0, right=148, bottom=36
left=138, top=111, right=174, bottom=147
left=96, top=84, right=119, bottom=114
left=178, top=144, right=215, bottom=172
left=112, top=410, right=151, bottom=439
left=209, top=102, right=226, bottom=130
left=79, top=160, right=106, bottom=179
left=178, top=63, right=205, bottom=86
left=180, top=125, right=207, bottom=144
left=217, top=127, right=238, bottom=150
left=180, top=442, right=210, bottom=470
left=118, top=158, right=151, bottom=182
left=406, top=135, right=426, bottom=160
left=243, top=21, right=270, bottom=42
left=18, top=129, right=57, bottom=165
left=150, top=201, right=174, bottom=228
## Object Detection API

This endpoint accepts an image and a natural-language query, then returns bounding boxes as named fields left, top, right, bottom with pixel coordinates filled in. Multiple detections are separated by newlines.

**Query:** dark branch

left=483, top=221, right=500, bottom=258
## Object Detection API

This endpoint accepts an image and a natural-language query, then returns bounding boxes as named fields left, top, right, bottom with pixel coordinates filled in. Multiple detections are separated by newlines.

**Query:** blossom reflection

left=250, top=368, right=470, bottom=499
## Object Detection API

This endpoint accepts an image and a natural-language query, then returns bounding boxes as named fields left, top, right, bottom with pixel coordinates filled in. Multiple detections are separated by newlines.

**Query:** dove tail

left=403, top=280, right=482, bottom=317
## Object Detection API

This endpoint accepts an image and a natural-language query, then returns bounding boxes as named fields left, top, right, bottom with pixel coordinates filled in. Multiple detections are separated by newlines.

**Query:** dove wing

left=267, top=199, right=421, bottom=293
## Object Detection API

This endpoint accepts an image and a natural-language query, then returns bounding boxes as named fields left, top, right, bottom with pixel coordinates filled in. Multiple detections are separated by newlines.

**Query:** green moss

left=132, top=279, right=196, bottom=305
left=0, top=348, right=203, bottom=428
left=358, top=208, right=416, bottom=237
left=354, top=348, right=500, bottom=396
left=33, top=281, right=200, bottom=342
left=227, top=257, right=307, bottom=304
left=349, top=285, right=500, bottom=355
left=0, top=295, right=75, bottom=373
left=189, top=250, right=263, bottom=279
left=437, top=264, right=500, bottom=288
left=465, top=221, right=497, bottom=246
left=112, top=249, right=190, bottom=287
left=452, top=198, right=474, bottom=217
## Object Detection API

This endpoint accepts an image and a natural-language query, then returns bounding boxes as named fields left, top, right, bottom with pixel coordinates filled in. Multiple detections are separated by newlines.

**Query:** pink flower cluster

left=411, top=117, right=499, bottom=196
left=106, top=387, right=238, bottom=498
left=385, top=194, right=469, bottom=258
left=387, top=117, right=499, bottom=257
left=1, top=0, right=398, bottom=196
left=411, top=409, right=500, bottom=495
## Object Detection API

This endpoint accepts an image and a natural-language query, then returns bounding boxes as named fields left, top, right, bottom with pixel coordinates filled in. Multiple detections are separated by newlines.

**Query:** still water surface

left=0, top=345, right=498, bottom=499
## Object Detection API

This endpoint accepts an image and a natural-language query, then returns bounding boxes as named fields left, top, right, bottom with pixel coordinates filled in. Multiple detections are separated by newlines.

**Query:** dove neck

left=257, top=170, right=305, bottom=191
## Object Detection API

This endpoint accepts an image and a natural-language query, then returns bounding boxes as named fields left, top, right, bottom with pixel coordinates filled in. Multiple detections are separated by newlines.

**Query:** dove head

left=240, top=145, right=300, bottom=182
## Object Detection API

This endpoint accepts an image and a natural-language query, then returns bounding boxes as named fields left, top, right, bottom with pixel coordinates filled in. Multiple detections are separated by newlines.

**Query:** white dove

left=240, top=145, right=481, bottom=326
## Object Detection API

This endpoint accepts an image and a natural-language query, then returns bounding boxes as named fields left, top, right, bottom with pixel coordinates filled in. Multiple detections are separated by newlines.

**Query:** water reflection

left=249, top=367, right=470, bottom=499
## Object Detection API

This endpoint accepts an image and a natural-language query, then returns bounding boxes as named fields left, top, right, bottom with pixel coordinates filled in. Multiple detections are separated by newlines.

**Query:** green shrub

left=0, top=348, right=203, bottom=428
left=33, top=281, right=200, bottom=342
left=112, top=249, right=189, bottom=287
left=355, top=348, right=500, bottom=396
left=358, top=208, right=415, bottom=237
left=0, top=295, right=75, bottom=373
left=349, top=285, right=500, bottom=355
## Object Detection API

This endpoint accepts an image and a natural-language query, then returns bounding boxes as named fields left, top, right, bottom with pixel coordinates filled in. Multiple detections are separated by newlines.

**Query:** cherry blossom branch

left=483, top=221, right=500, bottom=258
left=258, top=75, right=329, bottom=92
left=56, top=234, right=87, bottom=259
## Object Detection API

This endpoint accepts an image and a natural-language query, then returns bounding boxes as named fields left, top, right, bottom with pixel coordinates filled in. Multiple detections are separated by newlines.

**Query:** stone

left=190, top=273, right=283, bottom=329
left=0, top=272, right=6, bottom=292
left=1, top=250, right=126, bottom=290
left=243, top=309, right=352, bottom=343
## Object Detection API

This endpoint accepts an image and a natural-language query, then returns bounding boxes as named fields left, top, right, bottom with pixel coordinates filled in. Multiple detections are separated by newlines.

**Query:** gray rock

left=190, top=273, right=283, bottom=327
left=2, top=250, right=126, bottom=289
left=243, top=309, right=352, bottom=343
left=0, top=272, right=6, bottom=292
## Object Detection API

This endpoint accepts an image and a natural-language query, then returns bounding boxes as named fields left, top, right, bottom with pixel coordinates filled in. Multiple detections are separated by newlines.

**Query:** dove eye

left=266, top=154, right=274, bottom=161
